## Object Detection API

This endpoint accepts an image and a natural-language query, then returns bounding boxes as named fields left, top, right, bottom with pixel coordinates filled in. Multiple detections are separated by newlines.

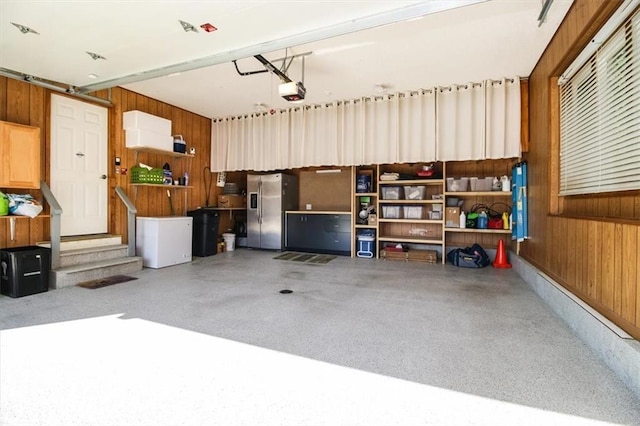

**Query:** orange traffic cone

left=492, top=239, right=512, bottom=268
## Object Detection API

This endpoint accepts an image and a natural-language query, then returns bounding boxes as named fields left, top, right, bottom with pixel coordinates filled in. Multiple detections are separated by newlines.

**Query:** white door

left=50, top=94, right=108, bottom=236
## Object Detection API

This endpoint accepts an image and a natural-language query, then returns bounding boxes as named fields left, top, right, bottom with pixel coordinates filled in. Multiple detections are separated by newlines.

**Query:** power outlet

left=306, top=204, right=312, bottom=210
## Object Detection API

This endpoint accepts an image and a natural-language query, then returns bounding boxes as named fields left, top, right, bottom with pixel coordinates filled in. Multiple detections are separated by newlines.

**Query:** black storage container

left=187, top=209, right=220, bottom=257
left=1, top=246, right=51, bottom=298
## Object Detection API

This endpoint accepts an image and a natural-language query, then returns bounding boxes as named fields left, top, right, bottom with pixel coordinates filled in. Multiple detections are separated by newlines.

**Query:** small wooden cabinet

left=0, top=121, right=41, bottom=189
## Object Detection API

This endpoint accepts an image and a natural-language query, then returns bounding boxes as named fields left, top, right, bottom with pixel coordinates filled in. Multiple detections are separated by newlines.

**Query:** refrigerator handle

left=257, top=180, right=262, bottom=224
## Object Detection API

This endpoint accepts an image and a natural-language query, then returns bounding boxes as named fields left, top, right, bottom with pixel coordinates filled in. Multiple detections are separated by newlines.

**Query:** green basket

left=0, top=195, right=8, bottom=216
left=131, top=166, right=164, bottom=184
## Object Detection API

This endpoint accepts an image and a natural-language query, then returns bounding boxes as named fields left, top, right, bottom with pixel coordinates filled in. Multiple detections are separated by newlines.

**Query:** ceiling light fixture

left=200, top=23, right=217, bottom=33
left=374, top=84, right=388, bottom=94
left=87, top=73, right=98, bottom=79
left=179, top=20, right=199, bottom=33
left=86, top=51, right=106, bottom=61
left=11, top=22, right=39, bottom=35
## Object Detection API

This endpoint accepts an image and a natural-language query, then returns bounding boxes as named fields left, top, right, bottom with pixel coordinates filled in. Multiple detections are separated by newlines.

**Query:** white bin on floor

left=222, top=233, right=236, bottom=251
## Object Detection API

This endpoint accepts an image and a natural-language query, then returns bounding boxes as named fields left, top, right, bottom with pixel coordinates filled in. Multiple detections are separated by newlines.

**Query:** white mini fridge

left=136, top=217, right=193, bottom=268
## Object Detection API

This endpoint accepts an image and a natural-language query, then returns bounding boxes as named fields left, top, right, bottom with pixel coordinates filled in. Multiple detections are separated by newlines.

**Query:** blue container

left=357, top=236, right=375, bottom=258
left=477, top=212, right=488, bottom=229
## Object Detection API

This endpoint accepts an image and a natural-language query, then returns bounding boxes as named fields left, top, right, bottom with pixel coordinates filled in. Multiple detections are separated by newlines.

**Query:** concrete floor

left=1, top=249, right=639, bottom=426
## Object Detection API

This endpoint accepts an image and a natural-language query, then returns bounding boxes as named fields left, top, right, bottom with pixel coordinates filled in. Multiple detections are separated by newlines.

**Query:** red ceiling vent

left=200, top=23, right=217, bottom=33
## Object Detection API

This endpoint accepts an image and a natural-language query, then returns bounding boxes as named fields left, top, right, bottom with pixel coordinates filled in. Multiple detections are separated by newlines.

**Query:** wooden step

left=50, top=257, right=143, bottom=289
left=59, top=244, right=129, bottom=268
left=38, top=234, right=122, bottom=251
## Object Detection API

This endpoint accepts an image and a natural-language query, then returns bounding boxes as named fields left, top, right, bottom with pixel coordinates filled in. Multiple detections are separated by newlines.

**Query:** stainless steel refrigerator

left=247, top=173, right=298, bottom=250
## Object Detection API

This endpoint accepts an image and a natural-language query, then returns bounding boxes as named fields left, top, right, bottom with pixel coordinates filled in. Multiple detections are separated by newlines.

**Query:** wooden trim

left=548, top=213, right=640, bottom=226
left=520, top=79, right=529, bottom=153
left=524, top=254, right=640, bottom=341
left=548, top=77, right=562, bottom=215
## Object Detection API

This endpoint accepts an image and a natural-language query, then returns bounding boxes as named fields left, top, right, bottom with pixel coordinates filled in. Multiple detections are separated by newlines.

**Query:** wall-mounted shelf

left=380, top=179, right=444, bottom=185
left=445, top=228, right=511, bottom=234
left=127, top=145, right=194, bottom=216
left=131, top=184, right=193, bottom=189
left=445, top=191, right=510, bottom=197
left=128, top=146, right=194, bottom=159
left=1, top=215, right=51, bottom=220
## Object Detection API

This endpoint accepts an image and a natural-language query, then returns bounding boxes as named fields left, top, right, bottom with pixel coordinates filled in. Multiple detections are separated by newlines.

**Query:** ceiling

left=0, top=0, right=573, bottom=119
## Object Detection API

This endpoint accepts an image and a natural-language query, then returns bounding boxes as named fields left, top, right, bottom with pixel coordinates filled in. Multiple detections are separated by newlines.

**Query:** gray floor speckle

left=1, top=249, right=639, bottom=426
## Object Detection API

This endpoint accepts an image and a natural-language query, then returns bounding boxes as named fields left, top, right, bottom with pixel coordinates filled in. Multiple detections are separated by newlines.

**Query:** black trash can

left=187, top=209, right=220, bottom=257
left=1, top=246, right=51, bottom=298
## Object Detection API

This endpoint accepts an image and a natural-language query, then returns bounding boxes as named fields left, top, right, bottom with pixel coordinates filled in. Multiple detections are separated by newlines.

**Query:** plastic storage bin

left=0, top=246, right=51, bottom=298
left=469, top=177, right=493, bottom=191
left=382, top=206, right=402, bottom=219
left=403, top=206, right=424, bottom=219
left=446, top=177, right=469, bottom=192
left=381, top=186, right=402, bottom=200
left=403, top=186, right=426, bottom=200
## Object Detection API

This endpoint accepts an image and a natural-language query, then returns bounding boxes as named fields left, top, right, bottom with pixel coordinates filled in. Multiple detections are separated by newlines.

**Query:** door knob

left=100, top=174, right=107, bottom=179
left=76, top=152, right=85, bottom=157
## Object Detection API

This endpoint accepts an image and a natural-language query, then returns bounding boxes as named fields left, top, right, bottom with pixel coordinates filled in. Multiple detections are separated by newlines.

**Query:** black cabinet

left=1, top=246, right=51, bottom=298
left=187, top=209, right=220, bottom=257
left=286, top=213, right=351, bottom=255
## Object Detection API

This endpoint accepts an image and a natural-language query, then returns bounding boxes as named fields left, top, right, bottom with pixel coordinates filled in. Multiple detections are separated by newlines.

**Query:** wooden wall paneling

left=0, top=76, right=8, bottom=121
left=28, top=217, right=46, bottom=245
left=619, top=223, right=638, bottom=325
left=586, top=220, right=599, bottom=300
left=6, top=78, right=30, bottom=124
left=298, top=169, right=351, bottom=211
left=600, top=222, right=615, bottom=311
left=637, top=226, right=640, bottom=327
left=618, top=194, right=636, bottom=219
left=111, top=88, right=127, bottom=241
left=564, top=218, right=577, bottom=284
left=553, top=218, right=564, bottom=278
left=0, top=221, right=7, bottom=247
left=613, top=223, right=623, bottom=315
left=574, top=219, right=585, bottom=294
left=5, top=218, right=31, bottom=247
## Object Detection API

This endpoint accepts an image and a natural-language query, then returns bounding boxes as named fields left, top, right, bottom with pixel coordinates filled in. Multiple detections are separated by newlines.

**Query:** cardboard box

left=445, top=207, right=460, bottom=228
left=218, top=195, right=245, bottom=208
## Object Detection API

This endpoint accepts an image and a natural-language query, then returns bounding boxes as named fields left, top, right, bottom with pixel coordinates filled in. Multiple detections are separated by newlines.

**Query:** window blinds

left=559, top=7, right=640, bottom=195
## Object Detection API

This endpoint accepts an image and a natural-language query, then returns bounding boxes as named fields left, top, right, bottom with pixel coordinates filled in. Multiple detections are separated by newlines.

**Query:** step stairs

left=37, top=234, right=143, bottom=289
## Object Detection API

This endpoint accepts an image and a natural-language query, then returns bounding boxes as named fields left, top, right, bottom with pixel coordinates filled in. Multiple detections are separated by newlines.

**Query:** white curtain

left=363, top=95, right=399, bottom=164
left=210, top=77, right=521, bottom=172
left=303, top=103, right=339, bottom=167
left=288, top=107, right=306, bottom=169
left=436, top=82, right=486, bottom=161
left=210, top=118, right=228, bottom=172
left=398, top=90, right=437, bottom=163
left=485, top=78, right=521, bottom=159
left=337, top=99, right=363, bottom=166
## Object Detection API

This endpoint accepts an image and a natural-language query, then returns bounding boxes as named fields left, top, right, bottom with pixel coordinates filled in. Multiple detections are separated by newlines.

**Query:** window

left=559, top=6, right=640, bottom=195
